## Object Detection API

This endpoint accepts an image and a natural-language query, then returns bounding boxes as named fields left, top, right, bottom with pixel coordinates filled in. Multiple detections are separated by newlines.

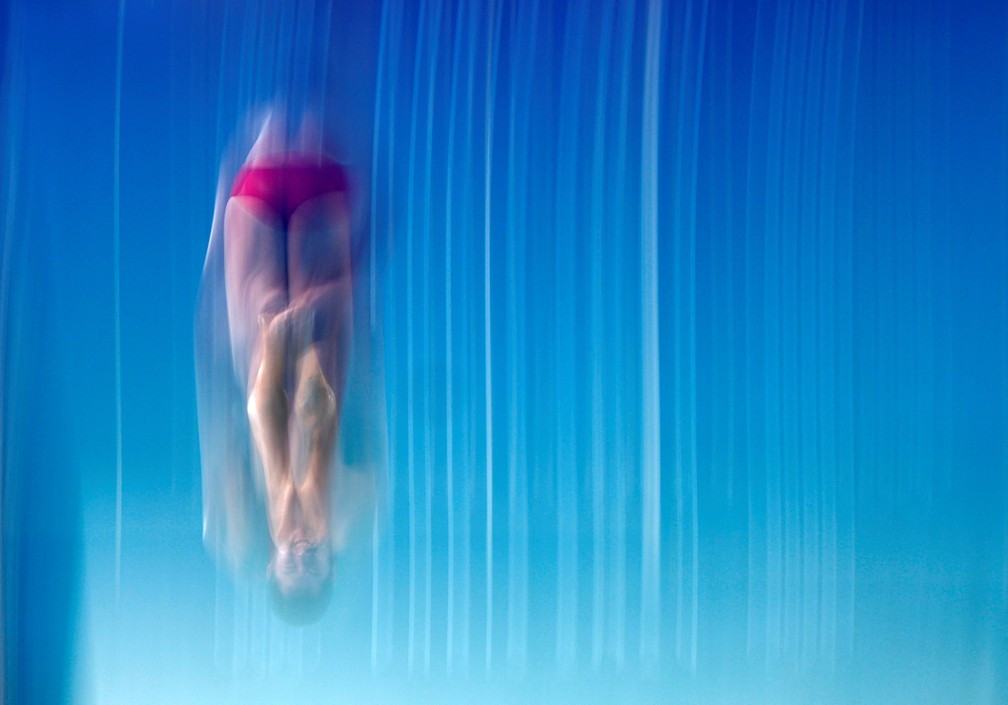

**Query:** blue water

left=2, top=0, right=1007, bottom=703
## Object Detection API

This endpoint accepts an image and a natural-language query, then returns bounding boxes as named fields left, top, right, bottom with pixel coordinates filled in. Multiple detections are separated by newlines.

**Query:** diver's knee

left=247, top=382, right=288, bottom=431
left=294, top=371, right=336, bottom=433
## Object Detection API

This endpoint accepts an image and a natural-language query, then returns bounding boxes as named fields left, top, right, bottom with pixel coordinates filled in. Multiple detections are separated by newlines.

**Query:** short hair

left=267, top=561, right=334, bottom=626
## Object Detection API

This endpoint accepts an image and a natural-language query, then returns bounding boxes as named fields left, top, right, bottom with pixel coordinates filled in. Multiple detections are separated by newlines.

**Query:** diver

left=196, top=109, right=358, bottom=625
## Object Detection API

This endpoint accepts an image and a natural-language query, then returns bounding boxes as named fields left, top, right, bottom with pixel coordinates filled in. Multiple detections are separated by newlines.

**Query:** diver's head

left=267, top=537, right=334, bottom=625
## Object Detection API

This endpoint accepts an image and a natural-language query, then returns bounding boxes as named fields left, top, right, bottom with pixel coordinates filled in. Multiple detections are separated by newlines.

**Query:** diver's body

left=221, top=115, right=352, bottom=617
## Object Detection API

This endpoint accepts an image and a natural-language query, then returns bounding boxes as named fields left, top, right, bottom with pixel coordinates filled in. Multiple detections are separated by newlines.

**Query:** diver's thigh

left=286, top=192, right=353, bottom=389
left=223, top=197, right=288, bottom=379
left=286, top=192, right=352, bottom=298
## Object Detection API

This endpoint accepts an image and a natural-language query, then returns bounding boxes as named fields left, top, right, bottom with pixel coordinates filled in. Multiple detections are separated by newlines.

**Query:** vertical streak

left=483, top=9, right=495, bottom=669
left=211, top=5, right=231, bottom=656
left=640, top=0, right=663, bottom=667
left=318, top=0, right=334, bottom=131
left=723, top=3, right=737, bottom=510
left=671, top=0, right=706, bottom=666
left=554, top=1, right=589, bottom=670
left=239, top=8, right=261, bottom=116
left=405, top=0, right=430, bottom=674
left=233, top=584, right=249, bottom=674
left=0, top=19, right=25, bottom=701
left=113, top=0, right=126, bottom=606
left=610, top=0, right=637, bottom=668
left=299, top=0, right=318, bottom=113
left=484, top=0, right=504, bottom=672
left=671, top=0, right=689, bottom=662
left=167, top=0, right=179, bottom=499
left=763, top=0, right=794, bottom=663
left=444, top=0, right=467, bottom=673
left=504, top=0, right=527, bottom=673
left=589, top=0, right=617, bottom=669
left=421, top=0, right=445, bottom=674
left=459, top=2, right=480, bottom=672
left=381, top=0, right=405, bottom=671
left=271, top=5, right=292, bottom=103
left=504, top=0, right=520, bottom=673
left=212, top=2, right=231, bottom=160
left=370, top=0, right=391, bottom=333
left=370, top=0, right=390, bottom=671
left=817, top=0, right=849, bottom=666
left=800, top=0, right=831, bottom=666
left=744, top=0, right=770, bottom=661
left=1003, top=3, right=1008, bottom=609
left=687, top=0, right=711, bottom=670
left=371, top=491, right=380, bottom=670
left=504, top=0, right=519, bottom=667
left=288, top=1, right=311, bottom=107
left=846, top=0, right=866, bottom=659
left=782, top=0, right=813, bottom=664
left=504, top=0, right=537, bottom=673
left=213, top=555, right=227, bottom=670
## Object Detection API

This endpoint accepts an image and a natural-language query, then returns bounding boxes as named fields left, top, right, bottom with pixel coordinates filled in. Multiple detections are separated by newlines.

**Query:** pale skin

left=224, top=184, right=352, bottom=577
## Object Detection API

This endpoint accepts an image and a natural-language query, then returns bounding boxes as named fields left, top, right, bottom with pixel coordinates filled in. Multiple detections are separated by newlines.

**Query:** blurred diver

left=195, top=107, right=378, bottom=625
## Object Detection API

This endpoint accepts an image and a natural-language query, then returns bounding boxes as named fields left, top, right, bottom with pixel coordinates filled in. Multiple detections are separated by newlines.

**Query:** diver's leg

left=292, top=342, right=338, bottom=534
left=223, top=196, right=288, bottom=390
left=285, top=192, right=353, bottom=520
left=223, top=197, right=291, bottom=514
left=286, top=191, right=353, bottom=384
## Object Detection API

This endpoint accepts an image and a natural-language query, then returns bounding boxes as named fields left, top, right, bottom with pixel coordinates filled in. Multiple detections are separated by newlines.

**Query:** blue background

left=1, top=0, right=1006, bottom=702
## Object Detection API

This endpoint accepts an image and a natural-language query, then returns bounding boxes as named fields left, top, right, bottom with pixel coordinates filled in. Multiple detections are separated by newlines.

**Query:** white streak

left=590, top=0, right=617, bottom=669
left=484, top=0, right=504, bottom=672
left=421, top=0, right=445, bottom=673
left=405, top=0, right=430, bottom=673
left=640, top=0, right=663, bottom=667
left=370, top=0, right=390, bottom=672
left=443, top=0, right=469, bottom=673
